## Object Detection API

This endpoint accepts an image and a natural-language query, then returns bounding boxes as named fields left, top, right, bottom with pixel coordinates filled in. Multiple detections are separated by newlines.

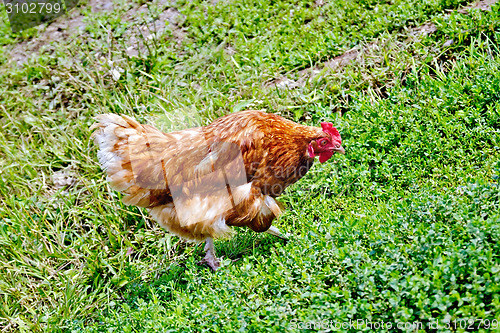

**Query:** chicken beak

left=332, top=145, right=345, bottom=155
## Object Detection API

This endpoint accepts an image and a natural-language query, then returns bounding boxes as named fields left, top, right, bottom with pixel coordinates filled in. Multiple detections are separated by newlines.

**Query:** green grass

left=1, top=0, right=500, bottom=331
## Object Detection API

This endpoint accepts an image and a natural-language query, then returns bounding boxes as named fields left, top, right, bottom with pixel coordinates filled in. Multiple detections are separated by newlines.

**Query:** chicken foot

left=198, top=237, right=221, bottom=271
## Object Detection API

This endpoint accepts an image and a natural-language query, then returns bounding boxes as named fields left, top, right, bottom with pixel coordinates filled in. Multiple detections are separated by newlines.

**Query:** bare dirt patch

left=122, top=3, right=185, bottom=57
left=7, top=0, right=111, bottom=65
left=458, top=0, right=497, bottom=12
left=5, top=0, right=185, bottom=66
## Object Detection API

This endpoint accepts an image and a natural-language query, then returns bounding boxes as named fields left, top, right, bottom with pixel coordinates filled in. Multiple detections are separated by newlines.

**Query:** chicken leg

left=199, top=237, right=220, bottom=271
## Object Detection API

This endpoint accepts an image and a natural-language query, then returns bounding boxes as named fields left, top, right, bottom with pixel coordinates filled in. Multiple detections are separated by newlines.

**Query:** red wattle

left=319, top=150, right=333, bottom=163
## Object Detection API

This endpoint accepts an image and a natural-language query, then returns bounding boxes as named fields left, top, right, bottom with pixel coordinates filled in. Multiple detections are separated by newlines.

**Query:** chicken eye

left=320, top=139, right=328, bottom=146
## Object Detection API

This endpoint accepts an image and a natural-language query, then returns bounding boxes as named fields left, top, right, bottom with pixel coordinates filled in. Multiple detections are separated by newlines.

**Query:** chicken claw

left=198, top=238, right=221, bottom=271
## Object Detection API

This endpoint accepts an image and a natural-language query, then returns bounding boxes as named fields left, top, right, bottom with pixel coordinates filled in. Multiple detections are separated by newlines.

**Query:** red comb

left=321, top=122, right=341, bottom=142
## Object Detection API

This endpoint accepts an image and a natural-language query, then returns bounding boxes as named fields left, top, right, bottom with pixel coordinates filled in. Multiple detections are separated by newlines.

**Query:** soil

left=6, top=0, right=185, bottom=65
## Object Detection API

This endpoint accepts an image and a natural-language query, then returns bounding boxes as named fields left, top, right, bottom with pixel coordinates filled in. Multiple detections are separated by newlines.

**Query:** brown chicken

left=91, top=110, right=344, bottom=270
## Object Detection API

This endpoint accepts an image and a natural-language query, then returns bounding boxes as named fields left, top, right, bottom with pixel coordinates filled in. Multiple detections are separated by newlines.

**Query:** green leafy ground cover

left=0, top=0, right=499, bottom=331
